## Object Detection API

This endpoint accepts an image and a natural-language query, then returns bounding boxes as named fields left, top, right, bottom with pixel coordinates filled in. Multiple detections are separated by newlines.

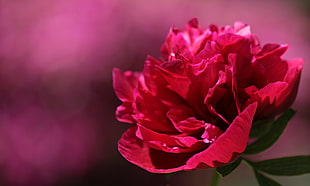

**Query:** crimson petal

left=118, top=126, right=196, bottom=173
left=184, top=102, right=257, bottom=169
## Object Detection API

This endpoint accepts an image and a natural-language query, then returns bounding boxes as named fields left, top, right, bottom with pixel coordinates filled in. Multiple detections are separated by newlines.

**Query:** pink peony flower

left=113, top=18, right=303, bottom=173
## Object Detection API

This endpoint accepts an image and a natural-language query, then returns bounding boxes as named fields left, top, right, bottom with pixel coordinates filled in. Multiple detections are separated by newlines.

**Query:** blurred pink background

left=0, top=0, right=309, bottom=185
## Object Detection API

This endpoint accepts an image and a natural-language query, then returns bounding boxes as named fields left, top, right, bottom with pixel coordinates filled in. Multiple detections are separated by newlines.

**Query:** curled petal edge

left=118, top=102, right=257, bottom=173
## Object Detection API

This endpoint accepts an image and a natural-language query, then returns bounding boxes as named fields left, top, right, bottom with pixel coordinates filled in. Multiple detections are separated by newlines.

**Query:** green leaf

left=250, top=118, right=273, bottom=139
left=217, top=157, right=242, bottom=177
left=244, top=109, right=296, bottom=155
left=250, top=156, right=310, bottom=176
left=254, top=170, right=282, bottom=186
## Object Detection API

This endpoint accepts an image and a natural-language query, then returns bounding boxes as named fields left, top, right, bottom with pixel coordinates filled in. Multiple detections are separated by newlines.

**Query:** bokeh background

left=0, top=0, right=309, bottom=185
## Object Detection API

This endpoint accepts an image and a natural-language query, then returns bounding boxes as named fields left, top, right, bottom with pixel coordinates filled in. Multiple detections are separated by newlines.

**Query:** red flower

left=113, top=18, right=303, bottom=173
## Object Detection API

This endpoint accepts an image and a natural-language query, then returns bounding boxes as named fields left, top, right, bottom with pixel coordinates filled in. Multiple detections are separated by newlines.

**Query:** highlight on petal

left=234, top=22, right=251, bottom=36
left=201, top=123, right=223, bottom=144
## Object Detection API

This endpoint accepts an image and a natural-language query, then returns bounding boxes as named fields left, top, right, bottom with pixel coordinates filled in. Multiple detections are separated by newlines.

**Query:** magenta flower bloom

left=113, top=18, right=303, bottom=173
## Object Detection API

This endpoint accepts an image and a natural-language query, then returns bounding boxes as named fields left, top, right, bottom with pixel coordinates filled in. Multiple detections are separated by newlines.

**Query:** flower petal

left=158, top=60, right=191, bottom=99
left=119, top=103, right=257, bottom=173
left=216, top=33, right=252, bottom=60
left=244, top=82, right=288, bottom=119
left=113, top=68, right=141, bottom=123
left=161, top=28, right=193, bottom=61
left=184, top=102, right=257, bottom=169
left=166, top=107, right=205, bottom=133
left=201, top=123, right=223, bottom=144
left=194, top=41, right=221, bottom=63
left=255, top=44, right=288, bottom=60
left=134, top=90, right=177, bottom=133
left=259, top=58, right=303, bottom=118
left=136, top=124, right=206, bottom=153
left=252, top=49, right=289, bottom=89
left=234, top=22, right=251, bottom=36
left=113, top=68, right=140, bottom=102
left=116, top=102, right=136, bottom=123
left=118, top=126, right=197, bottom=173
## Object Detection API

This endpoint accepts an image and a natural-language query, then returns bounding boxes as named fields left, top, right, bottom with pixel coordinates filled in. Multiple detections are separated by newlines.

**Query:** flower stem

left=164, top=173, right=173, bottom=186
left=210, top=169, right=221, bottom=186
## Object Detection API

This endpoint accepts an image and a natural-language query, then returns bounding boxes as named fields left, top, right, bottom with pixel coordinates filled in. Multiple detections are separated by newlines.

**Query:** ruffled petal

left=216, top=33, right=252, bottom=60
left=194, top=41, right=221, bottom=63
left=112, top=68, right=140, bottom=102
left=143, top=56, right=188, bottom=107
left=234, top=22, right=251, bottom=36
left=228, top=52, right=253, bottom=88
left=201, top=123, right=223, bottom=143
left=158, top=60, right=191, bottom=99
left=258, top=58, right=303, bottom=118
left=166, top=106, right=204, bottom=133
left=160, top=28, right=193, bottom=61
left=249, top=58, right=303, bottom=119
left=252, top=49, right=289, bottom=89
left=273, top=58, right=303, bottom=114
left=115, top=19, right=303, bottom=174
left=134, top=90, right=178, bottom=133
left=116, top=102, right=136, bottom=123
left=255, top=44, right=288, bottom=60
left=119, top=103, right=257, bottom=173
left=113, top=68, right=141, bottom=123
left=243, top=82, right=287, bottom=118
left=204, top=70, right=231, bottom=126
left=184, top=102, right=257, bottom=169
left=118, top=126, right=197, bottom=173
left=136, top=124, right=206, bottom=153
